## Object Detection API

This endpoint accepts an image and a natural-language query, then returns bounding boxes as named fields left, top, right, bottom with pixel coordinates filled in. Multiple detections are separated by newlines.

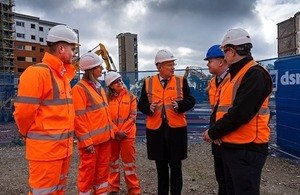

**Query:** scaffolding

left=0, top=0, right=15, bottom=122
left=0, top=0, right=15, bottom=73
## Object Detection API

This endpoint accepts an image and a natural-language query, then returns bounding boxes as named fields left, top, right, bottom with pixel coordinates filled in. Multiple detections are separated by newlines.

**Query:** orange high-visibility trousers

left=109, top=139, right=141, bottom=195
left=28, top=156, right=71, bottom=195
left=77, top=141, right=111, bottom=195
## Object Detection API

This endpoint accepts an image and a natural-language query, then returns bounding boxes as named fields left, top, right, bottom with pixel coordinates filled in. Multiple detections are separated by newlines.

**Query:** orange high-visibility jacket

left=145, top=75, right=187, bottom=129
left=208, top=74, right=230, bottom=109
left=108, top=89, right=137, bottom=138
left=72, top=80, right=113, bottom=149
left=216, top=60, right=271, bottom=144
left=13, top=52, right=76, bottom=161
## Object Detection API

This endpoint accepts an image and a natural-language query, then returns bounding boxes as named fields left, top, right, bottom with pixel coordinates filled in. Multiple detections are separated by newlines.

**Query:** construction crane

left=72, top=43, right=117, bottom=72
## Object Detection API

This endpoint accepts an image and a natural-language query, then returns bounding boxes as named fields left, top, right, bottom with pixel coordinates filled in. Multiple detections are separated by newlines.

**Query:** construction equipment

left=184, top=66, right=210, bottom=104
left=184, top=66, right=208, bottom=80
left=72, top=43, right=117, bottom=72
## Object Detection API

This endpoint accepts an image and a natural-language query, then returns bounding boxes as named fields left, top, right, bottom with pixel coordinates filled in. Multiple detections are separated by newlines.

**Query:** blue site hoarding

left=274, top=55, right=300, bottom=157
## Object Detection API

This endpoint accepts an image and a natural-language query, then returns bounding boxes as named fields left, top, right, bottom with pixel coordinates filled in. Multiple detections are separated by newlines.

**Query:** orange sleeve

left=72, top=84, right=93, bottom=148
left=121, top=95, right=137, bottom=134
left=13, top=67, right=44, bottom=137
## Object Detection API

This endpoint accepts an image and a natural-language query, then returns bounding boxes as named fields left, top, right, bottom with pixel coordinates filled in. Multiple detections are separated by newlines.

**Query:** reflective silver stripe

left=75, top=109, right=86, bottom=115
left=113, top=116, right=135, bottom=125
left=155, top=105, right=163, bottom=111
left=27, top=131, right=74, bottom=140
left=148, top=77, right=153, bottom=103
left=217, top=105, right=230, bottom=112
left=217, top=105, right=269, bottom=115
left=14, top=96, right=40, bottom=104
left=123, top=162, right=135, bottom=167
left=31, top=184, right=62, bottom=195
left=86, top=102, right=107, bottom=112
left=110, top=160, right=119, bottom=166
left=78, top=189, right=92, bottom=195
left=77, top=124, right=112, bottom=142
left=175, top=76, right=181, bottom=98
left=165, top=104, right=173, bottom=109
left=110, top=168, right=119, bottom=173
left=232, top=77, right=241, bottom=104
left=94, top=181, right=109, bottom=191
left=76, top=82, right=108, bottom=112
left=35, top=64, right=60, bottom=100
left=42, top=98, right=73, bottom=106
left=75, top=103, right=107, bottom=115
left=125, top=170, right=136, bottom=175
left=130, top=110, right=137, bottom=114
left=17, top=64, right=71, bottom=107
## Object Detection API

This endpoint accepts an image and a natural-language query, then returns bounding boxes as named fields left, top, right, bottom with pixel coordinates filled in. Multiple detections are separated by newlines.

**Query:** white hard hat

left=154, top=49, right=176, bottom=65
left=105, top=71, right=121, bottom=86
left=221, top=28, right=251, bottom=47
left=47, top=25, right=80, bottom=46
left=79, top=52, right=104, bottom=71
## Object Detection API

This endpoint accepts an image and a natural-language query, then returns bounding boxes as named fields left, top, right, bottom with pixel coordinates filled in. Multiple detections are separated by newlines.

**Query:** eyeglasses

left=222, top=47, right=232, bottom=53
left=111, top=78, right=122, bottom=85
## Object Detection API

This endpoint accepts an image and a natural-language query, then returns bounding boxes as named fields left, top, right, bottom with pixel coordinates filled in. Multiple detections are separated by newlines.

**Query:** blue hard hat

left=203, top=44, right=224, bottom=60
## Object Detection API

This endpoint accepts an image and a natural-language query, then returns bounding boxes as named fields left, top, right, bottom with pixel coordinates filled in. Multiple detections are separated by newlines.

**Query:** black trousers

left=213, top=155, right=227, bottom=195
left=155, top=160, right=182, bottom=195
left=221, top=148, right=267, bottom=195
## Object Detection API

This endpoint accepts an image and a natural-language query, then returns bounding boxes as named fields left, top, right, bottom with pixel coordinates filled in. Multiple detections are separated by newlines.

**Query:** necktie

left=162, top=79, right=168, bottom=88
left=217, top=77, right=222, bottom=85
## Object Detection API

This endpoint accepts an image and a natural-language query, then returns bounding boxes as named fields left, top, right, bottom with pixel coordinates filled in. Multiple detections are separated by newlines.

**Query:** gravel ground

left=0, top=122, right=300, bottom=195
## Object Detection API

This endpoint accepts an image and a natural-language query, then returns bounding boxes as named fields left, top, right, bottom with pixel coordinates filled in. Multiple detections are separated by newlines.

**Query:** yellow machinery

left=73, top=43, right=117, bottom=71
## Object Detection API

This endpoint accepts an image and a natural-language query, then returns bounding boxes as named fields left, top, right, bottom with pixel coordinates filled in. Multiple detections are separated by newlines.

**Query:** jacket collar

left=229, top=55, right=253, bottom=79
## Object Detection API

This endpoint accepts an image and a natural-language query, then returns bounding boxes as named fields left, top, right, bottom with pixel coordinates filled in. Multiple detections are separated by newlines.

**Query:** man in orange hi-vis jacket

left=13, top=25, right=80, bottom=195
left=105, top=71, right=141, bottom=195
left=72, top=52, right=113, bottom=195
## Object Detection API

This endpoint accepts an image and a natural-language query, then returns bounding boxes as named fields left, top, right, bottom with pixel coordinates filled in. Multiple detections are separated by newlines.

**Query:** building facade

left=116, top=32, right=138, bottom=85
left=277, top=12, right=300, bottom=57
left=14, top=13, right=80, bottom=75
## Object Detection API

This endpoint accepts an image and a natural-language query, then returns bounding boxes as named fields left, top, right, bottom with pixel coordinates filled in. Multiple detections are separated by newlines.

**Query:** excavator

left=184, top=66, right=208, bottom=80
left=184, top=66, right=210, bottom=103
left=72, top=43, right=117, bottom=72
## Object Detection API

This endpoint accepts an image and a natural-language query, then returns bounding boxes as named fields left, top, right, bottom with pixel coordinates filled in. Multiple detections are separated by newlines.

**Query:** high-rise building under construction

left=116, top=32, right=138, bottom=85
left=0, top=0, right=15, bottom=73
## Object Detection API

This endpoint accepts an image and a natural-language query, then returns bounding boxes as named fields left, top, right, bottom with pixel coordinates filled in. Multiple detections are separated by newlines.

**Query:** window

left=39, top=37, right=44, bottom=42
left=16, top=45, right=25, bottom=50
left=39, top=26, right=43, bottom=31
left=31, top=35, right=36, bottom=40
left=40, top=48, right=44, bottom=52
left=16, top=21, right=25, bottom=27
left=31, top=24, right=35, bottom=29
left=17, top=57, right=26, bottom=61
left=16, top=33, right=25, bottom=38
left=32, top=46, right=36, bottom=51
left=32, top=58, right=36, bottom=62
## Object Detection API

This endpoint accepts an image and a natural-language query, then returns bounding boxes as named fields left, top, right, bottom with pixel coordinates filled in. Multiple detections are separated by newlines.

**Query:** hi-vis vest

left=208, top=74, right=230, bottom=110
left=72, top=80, right=113, bottom=149
left=108, top=89, right=137, bottom=139
left=216, top=60, right=271, bottom=144
left=14, top=61, right=75, bottom=161
left=145, top=75, right=187, bottom=129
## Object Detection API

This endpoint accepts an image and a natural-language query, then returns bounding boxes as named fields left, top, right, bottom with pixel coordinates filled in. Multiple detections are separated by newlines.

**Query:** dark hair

left=233, top=43, right=252, bottom=56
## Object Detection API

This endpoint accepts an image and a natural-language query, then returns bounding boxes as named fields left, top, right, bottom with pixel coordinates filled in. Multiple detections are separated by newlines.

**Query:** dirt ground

left=0, top=122, right=300, bottom=195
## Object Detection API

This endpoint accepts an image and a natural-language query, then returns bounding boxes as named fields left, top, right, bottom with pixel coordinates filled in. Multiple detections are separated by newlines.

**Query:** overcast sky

left=14, top=0, right=300, bottom=70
